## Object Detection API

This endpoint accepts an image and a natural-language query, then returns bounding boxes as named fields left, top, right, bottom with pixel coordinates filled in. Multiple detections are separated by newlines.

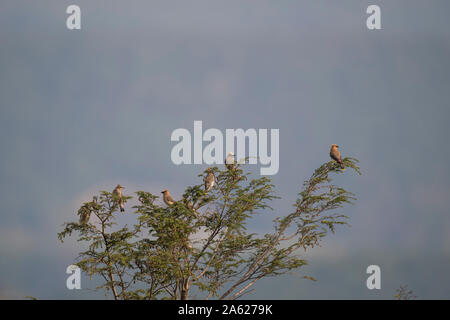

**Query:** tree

left=58, top=157, right=361, bottom=300
left=394, top=285, right=417, bottom=300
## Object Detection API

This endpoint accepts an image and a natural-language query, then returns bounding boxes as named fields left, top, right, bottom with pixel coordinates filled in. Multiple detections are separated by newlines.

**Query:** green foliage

left=58, top=157, right=360, bottom=300
left=394, top=285, right=417, bottom=300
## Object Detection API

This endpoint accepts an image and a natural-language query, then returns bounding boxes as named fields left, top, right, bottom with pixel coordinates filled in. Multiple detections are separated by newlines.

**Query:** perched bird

left=183, top=198, right=198, bottom=217
left=113, top=184, right=125, bottom=212
left=79, top=195, right=98, bottom=224
left=185, top=239, right=193, bottom=250
left=204, top=168, right=215, bottom=192
left=329, top=144, right=344, bottom=170
left=225, top=152, right=235, bottom=171
left=161, top=189, right=175, bottom=206
left=78, top=204, right=91, bottom=225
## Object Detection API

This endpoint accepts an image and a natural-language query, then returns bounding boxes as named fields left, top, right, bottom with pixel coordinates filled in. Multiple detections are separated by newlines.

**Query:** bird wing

left=226, top=155, right=234, bottom=164
left=330, top=149, right=341, bottom=162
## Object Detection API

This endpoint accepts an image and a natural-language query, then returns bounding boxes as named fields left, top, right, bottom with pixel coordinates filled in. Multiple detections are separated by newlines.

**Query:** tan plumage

left=161, top=189, right=175, bottom=206
left=184, top=198, right=198, bottom=217
left=225, top=152, right=235, bottom=171
left=204, top=168, right=215, bottom=192
left=78, top=204, right=91, bottom=225
left=113, top=184, right=125, bottom=212
left=330, top=144, right=344, bottom=169
left=79, top=196, right=97, bottom=224
left=185, top=239, right=193, bottom=250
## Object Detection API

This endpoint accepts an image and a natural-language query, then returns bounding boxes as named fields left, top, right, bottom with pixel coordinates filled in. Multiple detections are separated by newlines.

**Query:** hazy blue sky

left=1, top=1, right=450, bottom=299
